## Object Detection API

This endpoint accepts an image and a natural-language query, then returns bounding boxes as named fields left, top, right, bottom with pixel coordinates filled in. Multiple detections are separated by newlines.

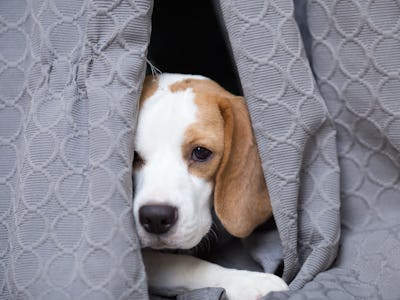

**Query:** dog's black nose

left=139, top=205, right=178, bottom=234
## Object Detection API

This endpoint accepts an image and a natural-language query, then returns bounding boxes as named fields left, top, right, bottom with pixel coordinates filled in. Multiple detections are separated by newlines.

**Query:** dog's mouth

left=185, top=216, right=231, bottom=256
left=141, top=233, right=214, bottom=256
left=142, top=221, right=229, bottom=259
left=138, top=229, right=199, bottom=250
left=140, top=232, right=203, bottom=250
left=144, top=239, right=168, bottom=250
left=139, top=233, right=176, bottom=249
left=138, top=208, right=227, bottom=253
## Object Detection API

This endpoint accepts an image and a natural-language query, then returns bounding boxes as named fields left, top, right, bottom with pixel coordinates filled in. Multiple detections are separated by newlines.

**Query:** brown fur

left=141, top=75, right=272, bottom=238
left=213, top=95, right=272, bottom=237
left=182, top=95, right=225, bottom=182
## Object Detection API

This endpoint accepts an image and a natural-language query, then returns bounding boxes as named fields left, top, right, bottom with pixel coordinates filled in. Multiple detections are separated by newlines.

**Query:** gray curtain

left=0, top=0, right=150, bottom=299
left=1, top=0, right=400, bottom=299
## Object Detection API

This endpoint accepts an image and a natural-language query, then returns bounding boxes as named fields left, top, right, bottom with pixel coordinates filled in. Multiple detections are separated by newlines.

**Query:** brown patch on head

left=173, top=77, right=231, bottom=182
left=182, top=92, right=225, bottom=182
left=170, top=77, right=233, bottom=98
left=175, top=77, right=273, bottom=238
left=140, top=75, right=159, bottom=108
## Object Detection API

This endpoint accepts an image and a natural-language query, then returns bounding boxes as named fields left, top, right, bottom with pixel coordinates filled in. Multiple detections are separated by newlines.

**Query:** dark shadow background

left=147, top=0, right=242, bottom=95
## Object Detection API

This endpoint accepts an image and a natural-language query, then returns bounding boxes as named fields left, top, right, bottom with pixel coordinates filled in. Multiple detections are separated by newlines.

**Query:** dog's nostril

left=139, top=205, right=178, bottom=235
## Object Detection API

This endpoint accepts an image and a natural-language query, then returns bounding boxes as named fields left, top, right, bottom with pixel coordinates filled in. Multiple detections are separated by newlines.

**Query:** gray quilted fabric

left=0, top=0, right=150, bottom=299
left=218, top=0, right=400, bottom=299
left=218, top=0, right=341, bottom=290
left=2, top=0, right=400, bottom=300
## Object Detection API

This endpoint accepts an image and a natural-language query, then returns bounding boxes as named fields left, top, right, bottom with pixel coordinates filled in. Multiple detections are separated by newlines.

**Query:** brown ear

left=214, top=96, right=272, bottom=238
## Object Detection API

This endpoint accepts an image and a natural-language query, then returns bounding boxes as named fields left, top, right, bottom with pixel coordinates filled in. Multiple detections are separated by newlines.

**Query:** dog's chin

left=140, top=233, right=204, bottom=250
left=138, top=223, right=212, bottom=250
left=137, top=219, right=212, bottom=250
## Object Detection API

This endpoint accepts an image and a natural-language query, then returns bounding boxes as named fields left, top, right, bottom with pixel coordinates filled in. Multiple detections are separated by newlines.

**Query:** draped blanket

left=1, top=1, right=399, bottom=299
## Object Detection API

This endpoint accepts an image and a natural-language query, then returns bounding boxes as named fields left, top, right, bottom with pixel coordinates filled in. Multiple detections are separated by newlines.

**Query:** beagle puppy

left=133, top=74, right=288, bottom=299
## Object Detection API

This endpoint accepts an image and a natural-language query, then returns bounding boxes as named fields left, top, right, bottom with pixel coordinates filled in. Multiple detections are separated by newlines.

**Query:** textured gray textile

left=149, top=288, right=226, bottom=300
left=2, top=0, right=400, bottom=300
left=0, top=0, right=151, bottom=299
left=219, top=0, right=400, bottom=299
left=218, top=0, right=341, bottom=290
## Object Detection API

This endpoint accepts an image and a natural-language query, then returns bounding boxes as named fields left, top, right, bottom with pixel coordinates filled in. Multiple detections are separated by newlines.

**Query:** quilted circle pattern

left=373, top=37, right=400, bottom=73
left=0, top=67, right=25, bottom=102
left=0, top=29, right=27, bottom=62
left=219, top=0, right=340, bottom=289
left=265, top=0, right=400, bottom=298
left=219, top=1, right=400, bottom=298
left=0, top=0, right=149, bottom=298
left=368, top=0, right=400, bottom=33
left=3, top=0, right=400, bottom=299
left=58, top=173, right=89, bottom=209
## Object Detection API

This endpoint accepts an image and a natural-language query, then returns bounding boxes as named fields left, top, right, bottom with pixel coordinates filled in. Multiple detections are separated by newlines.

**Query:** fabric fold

left=217, top=0, right=341, bottom=289
left=3, top=0, right=400, bottom=299
left=0, top=0, right=152, bottom=298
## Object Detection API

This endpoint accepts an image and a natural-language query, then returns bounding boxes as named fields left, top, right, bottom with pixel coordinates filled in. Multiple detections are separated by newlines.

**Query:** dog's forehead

left=158, top=73, right=208, bottom=90
left=140, top=74, right=207, bottom=105
left=140, top=73, right=233, bottom=107
left=136, top=74, right=207, bottom=154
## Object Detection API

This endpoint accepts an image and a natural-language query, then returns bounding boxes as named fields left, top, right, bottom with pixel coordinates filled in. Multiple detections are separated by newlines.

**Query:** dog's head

left=133, top=74, right=272, bottom=249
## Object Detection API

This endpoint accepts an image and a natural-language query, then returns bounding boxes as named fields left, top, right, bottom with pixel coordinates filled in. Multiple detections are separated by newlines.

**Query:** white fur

left=134, top=73, right=289, bottom=299
left=133, top=74, right=212, bottom=249
left=157, top=73, right=207, bottom=91
left=143, top=250, right=289, bottom=300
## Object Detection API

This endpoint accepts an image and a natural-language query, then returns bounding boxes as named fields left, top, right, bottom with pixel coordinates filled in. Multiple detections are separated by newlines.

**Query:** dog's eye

left=191, top=147, right=212, bottom=162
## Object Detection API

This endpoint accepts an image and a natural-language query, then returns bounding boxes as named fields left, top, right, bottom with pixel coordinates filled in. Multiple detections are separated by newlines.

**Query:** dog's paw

left=222, top=270, right=288, bottom=300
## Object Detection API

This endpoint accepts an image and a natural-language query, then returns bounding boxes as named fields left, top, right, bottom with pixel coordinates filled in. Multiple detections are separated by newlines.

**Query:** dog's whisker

left=210, top=227, right=218, bottom=242
left=145, top=58, right=162, bottom=78
left=205, top=235, right=211, bottom=253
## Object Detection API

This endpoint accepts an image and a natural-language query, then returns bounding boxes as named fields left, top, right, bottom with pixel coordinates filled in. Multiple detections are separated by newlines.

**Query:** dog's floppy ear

left=214, top=96, right=272, bottom=238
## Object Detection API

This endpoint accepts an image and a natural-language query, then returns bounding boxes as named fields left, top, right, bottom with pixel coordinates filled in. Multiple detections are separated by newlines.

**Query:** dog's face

left=133, top=74, right=272, bottom=250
